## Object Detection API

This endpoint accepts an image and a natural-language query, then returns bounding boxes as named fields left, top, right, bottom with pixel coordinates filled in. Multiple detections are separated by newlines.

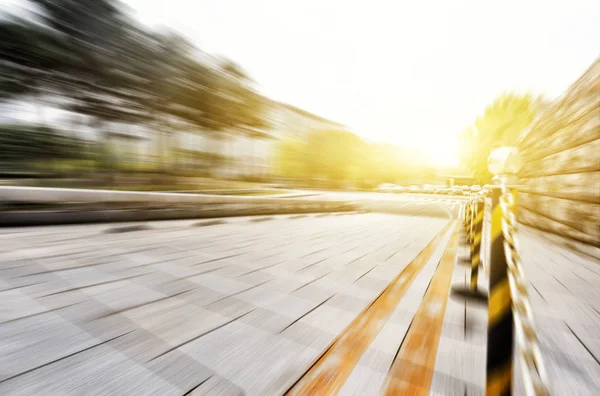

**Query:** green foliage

left=458, top=93, right=540, bottom=182
left=0, top=124, right=89, bottom=163
left=0, top=0, right=267, bottom=170
left=276, top=138, right=309, bottom=179
left=0, top=17, right=71, bottom=101
left=361, top=144, right=428, bottom=183
left=276, top=130, right=431, bottom=187
left=276, top=130, right=364, bottom=184
left=305, top=129, right=364, bottom=182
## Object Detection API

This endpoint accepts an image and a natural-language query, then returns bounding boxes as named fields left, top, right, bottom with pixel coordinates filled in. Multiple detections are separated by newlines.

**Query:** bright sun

left=379, top=131, right=459, bottom=168
left=424, top=144, right=459, bottom=167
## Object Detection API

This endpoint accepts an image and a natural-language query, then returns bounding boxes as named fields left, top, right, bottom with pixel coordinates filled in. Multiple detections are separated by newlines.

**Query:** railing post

left=468, top=199, right=474, bottom=245
left=470, top=198, right=484, bottom=290
left=456, top=147, right=547, bottom=395
left=464, top=200, right=470, bottom=235
left=485, top=146, right=522, bottom=396
left=451, top=193, right=487, bottom=302
left=481, top=190, right=491, bottom=273
left=485, top=184, right=513, bottom=395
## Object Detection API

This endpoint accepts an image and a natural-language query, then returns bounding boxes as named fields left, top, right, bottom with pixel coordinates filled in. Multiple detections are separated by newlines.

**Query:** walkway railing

left=454, top=147, right=550, bottom=396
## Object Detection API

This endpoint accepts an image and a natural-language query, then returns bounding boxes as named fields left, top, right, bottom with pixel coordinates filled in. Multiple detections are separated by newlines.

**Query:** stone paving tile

left=430, top=370, right=484, bottom=396
left=190, top=375, right=244, bottom=396
left=338, top=365, right=387, bottom=396
left=289, top=283, right=335, bottom=303
left=339, top=220, right=454, bottom=393
left=0, top=213, right=450, bottom=395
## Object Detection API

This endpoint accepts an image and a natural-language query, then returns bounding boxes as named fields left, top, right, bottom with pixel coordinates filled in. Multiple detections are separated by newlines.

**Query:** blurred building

left=268, top=101, right=347, bottom=142
left=0, top=96, right=345, bottom=179
left=194, top=100, right=346, bottom=178
left=105, top=123, right=153, bottom=166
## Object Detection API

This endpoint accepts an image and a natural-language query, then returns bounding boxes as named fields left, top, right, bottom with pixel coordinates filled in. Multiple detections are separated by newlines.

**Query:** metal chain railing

left=451, top=147, right=552, bottom=395
left=481, top=192, right=491, bottom=275
left=499, top=186, right=550, bottom=396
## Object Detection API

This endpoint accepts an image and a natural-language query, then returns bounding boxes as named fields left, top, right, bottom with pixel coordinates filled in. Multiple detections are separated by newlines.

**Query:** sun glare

left=425, top=145, right=459, bottom=167
left=378, top=130, right=459, bottom=168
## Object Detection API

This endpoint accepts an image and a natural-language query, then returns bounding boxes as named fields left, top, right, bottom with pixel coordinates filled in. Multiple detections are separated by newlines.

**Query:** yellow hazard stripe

left=490, top=205, right=503, bottom=242
left=471, top=252, right=480, bottom=265
left=475, top=210, right=484, bottom=223
left=486, top=363, right=512, bottom=396
left=473, top=232, right=482, bottom=245
left=470, top=276, right=478, bottom=289
left=488, top=278, right=511, bottom=325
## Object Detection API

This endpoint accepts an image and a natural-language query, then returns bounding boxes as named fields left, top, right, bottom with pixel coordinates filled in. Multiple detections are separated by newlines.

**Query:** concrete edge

left=0, top=186, right=331, bottom=206
left=0, top=204, right=359, bottom=228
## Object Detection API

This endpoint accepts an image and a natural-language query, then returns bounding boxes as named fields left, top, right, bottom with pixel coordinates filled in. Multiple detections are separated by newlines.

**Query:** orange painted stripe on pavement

left=285, top=221, right=453, bottom=396
left=383, top=224, right=460, bottom=395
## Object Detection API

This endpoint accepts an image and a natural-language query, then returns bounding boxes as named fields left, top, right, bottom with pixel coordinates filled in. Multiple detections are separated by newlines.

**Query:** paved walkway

left=519, top=230, right=600, bottom=395
left=0, top=211, right=598, bottom=395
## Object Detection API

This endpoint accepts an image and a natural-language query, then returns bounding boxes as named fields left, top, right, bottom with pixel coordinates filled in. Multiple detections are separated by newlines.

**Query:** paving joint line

left=284, top=221, right=453, bottom=395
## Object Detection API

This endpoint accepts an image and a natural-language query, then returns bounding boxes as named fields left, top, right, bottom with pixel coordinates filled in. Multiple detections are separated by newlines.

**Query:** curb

left=0, top=203, right=358, bottom=227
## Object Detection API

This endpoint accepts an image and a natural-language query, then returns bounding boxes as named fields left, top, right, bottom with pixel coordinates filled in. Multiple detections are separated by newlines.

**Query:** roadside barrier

left=464, top=200, right=472, bottom=240
left=481, top=191, right=492, bottom=275
left=0, top=186, right=328, bottom=206
left=0, top=186, right=361, bottom=227
left=470, top=198, right=484, bottom=290
left=454, top=147, right=549, bottom=395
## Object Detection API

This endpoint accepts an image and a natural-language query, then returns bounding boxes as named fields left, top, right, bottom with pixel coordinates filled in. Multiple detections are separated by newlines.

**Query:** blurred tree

left=0, top=0, right=269, bottom=177
left=458, top=93, right=541, bottom=182
left=188, top=58, right=268, bottom=169
left=219, top=60, right=268, bottom=133
left=362, top=143, right=412, bottom=184
left=0, top=124, right=87, bottom=169
left=0, top=17, right=71, bottom=104
left=276, top=138, right=309, bottom=179
left=275, top=129, right=364, bottom=185
left=119, top=34, right=268, bottom=170
left=305, top=129, right=364, bottom=184
left=28, top=0, right=142, bottom=122
left=275, top=130, right=435, bottom=188
left=195, top=59, right=268, bottom=135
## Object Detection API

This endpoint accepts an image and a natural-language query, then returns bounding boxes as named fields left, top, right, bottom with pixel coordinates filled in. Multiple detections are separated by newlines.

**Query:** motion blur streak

left=383, top=224, right=459, bottom=395
left=1, top=0, right=599, bottom=395
left=286, top=222, right=451, bottom=396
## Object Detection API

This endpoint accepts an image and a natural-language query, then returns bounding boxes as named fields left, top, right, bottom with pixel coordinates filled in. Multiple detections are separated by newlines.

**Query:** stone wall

left=517, top=58, right=600, bottom=247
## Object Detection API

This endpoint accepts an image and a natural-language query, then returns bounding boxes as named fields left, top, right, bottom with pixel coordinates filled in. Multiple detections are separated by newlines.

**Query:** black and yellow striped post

left=485, top=185, right=513, bottom=395
left=470, top=199, right=484, bottom=290
left=464, top=200, right=471, bottom=235
left=470, top=199, right=476, bottom=245
left=467, top=199, right=475, bottom=245
left=467, top=200, right=473, bottom=243
left=451, top=195, right=487, bottom=303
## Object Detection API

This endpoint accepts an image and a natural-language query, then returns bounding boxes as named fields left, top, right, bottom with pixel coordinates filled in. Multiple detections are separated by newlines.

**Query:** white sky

left=4, top=0, right=600, bottom=166
left=121, top=0, right=599, bottom=166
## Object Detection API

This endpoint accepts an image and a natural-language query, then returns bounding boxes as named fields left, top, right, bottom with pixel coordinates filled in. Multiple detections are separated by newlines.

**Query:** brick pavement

left=0, top=213, right=448, bottom=395
left=1, top=211, right=598, bottom=395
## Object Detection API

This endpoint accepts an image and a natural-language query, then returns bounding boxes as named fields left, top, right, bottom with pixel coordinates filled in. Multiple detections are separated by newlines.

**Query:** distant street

left=299, top=190, right=468, bottom=219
